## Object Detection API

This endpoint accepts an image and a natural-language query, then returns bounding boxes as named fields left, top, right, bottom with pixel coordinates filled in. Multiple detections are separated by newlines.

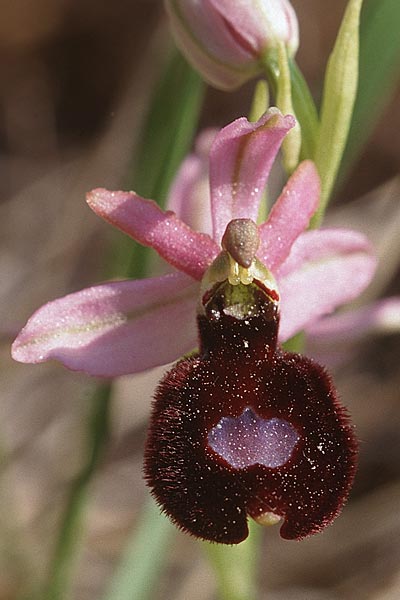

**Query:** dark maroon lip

left=144, top=281, right=358, bottom=544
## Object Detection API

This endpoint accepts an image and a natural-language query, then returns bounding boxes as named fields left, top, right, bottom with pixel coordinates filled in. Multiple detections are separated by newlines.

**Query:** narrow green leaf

left=102, top=501, right=174, bottom=600
left=131, top=48, right=205, bottom=205
left=313, top=0, right=364, bottom=226
left=341, top=0, right=400, bottom=176
left=289, top=59, right=319, bottom=160
left=112, top=47, right=205, bottom=280
left=282, top=331, right=305, bottom=353
left=41, top=384, right=111, bottom=600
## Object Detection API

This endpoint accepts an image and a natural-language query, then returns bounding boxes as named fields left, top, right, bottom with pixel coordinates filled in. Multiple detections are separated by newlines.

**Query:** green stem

left=249, top=81, right=270, bottom=223
left=41, top=384, right=111, bottom=600
left=249, top=80, right=269, bottom=123
left=102, top=501, right=174, bottom=600
left=203, top=521, right=261, bottom=600
left=261, top=53, right=319, bottom=164
left=275, top=43, right=301, bottom=173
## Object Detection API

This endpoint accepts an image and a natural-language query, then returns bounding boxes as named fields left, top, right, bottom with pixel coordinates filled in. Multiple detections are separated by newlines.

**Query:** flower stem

left=275, top=43, right=301, bottom=173
left=102, top=500, right=174, bottom=600
left=249, top=80, right=269, bottom=123
left=261, top=52, right=319, bottom=166
left=41, top=383, right=111, bottom=600
left=203, top=521, right=261, bottom=600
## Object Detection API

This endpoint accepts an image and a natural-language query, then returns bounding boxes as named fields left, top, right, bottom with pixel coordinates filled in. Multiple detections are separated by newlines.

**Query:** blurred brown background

left=1, top=1, right=400, bottom=599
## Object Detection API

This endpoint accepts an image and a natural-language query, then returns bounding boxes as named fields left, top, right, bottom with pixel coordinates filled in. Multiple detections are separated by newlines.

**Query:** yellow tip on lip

left=252, top=511, right=282, bottom=527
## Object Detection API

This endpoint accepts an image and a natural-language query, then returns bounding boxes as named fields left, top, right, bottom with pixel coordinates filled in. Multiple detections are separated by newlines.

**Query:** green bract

left=313, top=0, right=364, bottom=224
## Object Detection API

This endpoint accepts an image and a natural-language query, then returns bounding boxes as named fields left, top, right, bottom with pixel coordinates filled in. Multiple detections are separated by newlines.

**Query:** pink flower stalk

left=165, top=0, right=299, bottom=90
left=12, top=109, right=376, bottom=379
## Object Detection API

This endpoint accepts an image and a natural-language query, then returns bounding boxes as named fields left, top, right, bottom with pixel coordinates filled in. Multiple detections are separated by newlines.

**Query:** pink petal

left=12, top=273, right=199, bottom=377
left=277, top=229, right=377, bottom=342
left=308, top=297, right=400, bottom=343
left=209, top=109, right=295, bottom=244
left=167, top=129, right=216, bottom=235
left=257, top=160, right=320, bottom=271
left=210, top=0, right=299, bottom=56
left=87, top=189, right=219, bottom=281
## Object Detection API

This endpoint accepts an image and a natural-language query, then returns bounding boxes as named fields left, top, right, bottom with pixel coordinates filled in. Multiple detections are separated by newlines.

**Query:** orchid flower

left=12, top=109, right=375, bottom=378
left=12, top=109, right=377, bottom=544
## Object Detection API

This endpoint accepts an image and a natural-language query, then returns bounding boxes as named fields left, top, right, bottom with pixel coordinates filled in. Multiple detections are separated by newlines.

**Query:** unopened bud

left=165, top=0, right=299, bottom=90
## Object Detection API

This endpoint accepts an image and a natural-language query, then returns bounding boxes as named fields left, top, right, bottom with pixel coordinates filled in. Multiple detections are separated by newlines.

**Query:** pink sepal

left=209, top=109, right=295, bottom=244
left=12, top=273, right=199, bottom=377
left=166, top=129, right=216, bottom=235
left=277, top=229, right=377, bottom=341
left=308, top=297, right=400, bottom=342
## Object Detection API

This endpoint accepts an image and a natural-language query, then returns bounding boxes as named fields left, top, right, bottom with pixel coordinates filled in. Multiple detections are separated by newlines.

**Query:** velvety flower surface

left=12, top=109, right=376, bottom=378
left=145, top=274, right=358, bottom=543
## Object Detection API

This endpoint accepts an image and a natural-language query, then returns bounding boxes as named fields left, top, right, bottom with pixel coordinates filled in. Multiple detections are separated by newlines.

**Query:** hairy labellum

left=145, top=252, right=358, bottom=544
